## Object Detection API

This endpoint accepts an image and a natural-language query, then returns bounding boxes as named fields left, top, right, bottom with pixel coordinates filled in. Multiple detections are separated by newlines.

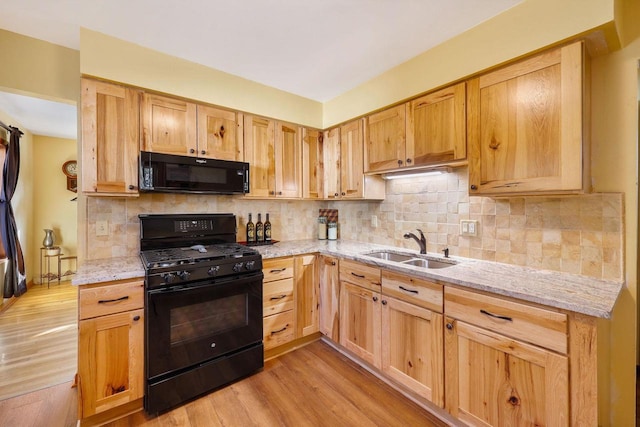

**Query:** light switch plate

left=460, top=220, right=478, bottom=236
left=96, top=220, right=109, bottom=236
left=371, top=215, right=378, bottom=228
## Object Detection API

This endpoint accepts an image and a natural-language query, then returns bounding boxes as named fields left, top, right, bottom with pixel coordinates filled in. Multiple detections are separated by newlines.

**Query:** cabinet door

left=78, top=309, right=144, bottom=418
left=340, top=119, right=364, bottom=199
left=244, top=115, right=275, bottom=197
left=141, top=93, right=197, bottom=156
left=319, top=256, right=340, bottom=341
left=382, top=296, right=444, bottom=407
left=444, top=317, right=568, bottom=426
left=275, top=121, right=302, bottom=198
left=322, top=128, right=341, bottom=199
left=468, top=41, right=584, bottom=195
left=407, top=82, right=466, bottom=167
left=197, top=105, right=242, bottom=161
left=302, top=128, right=323, bottom=199
left=81, top=78, right=139, bottom=195
left=365, top=104, right=407, bottom=172
left=295, top=254, right=318, bottom=338
left=339, top=281, right=381, bottom=367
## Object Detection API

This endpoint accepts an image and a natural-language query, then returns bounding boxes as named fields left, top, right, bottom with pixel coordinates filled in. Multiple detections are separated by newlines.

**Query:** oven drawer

left=263, top=278, right=294, bottom=316
left=339, top=259, right=381, bottom=291
left=445, top=286, right=568, bottom=354
left=263, top=258, right=294, bottom=283
left=79, top=279, right=144, bottom=320
left=263, top=310, right=295, bottom=350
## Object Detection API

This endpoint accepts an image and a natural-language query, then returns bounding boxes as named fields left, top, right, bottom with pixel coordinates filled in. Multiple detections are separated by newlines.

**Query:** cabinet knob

left=341, top=192, right=346, bottom=196
left=446, top=323, right=453, bottom=330
left=201, top=150, right=206, bottom=155
left=278, top=191, right=283, bottom=195
left=335, top=192, right=339, bottom=197
left=381, top=300, right=387, bottom=305
left=470, top=184, right=478, bottom=190
left=133, top=315, right=141, bottom=321
left=406, top=158, right=412, bottom=164
left=190, top=148, right=196, bottom=154
left=372, top=296, right=378, bottom=302
left=397, top=159, right=403, bottom=166
left=331, top=261, right=336, bottom=266
left=269, top=191, right=275, bottom=195
left=128, top=185, right=135, bottom=190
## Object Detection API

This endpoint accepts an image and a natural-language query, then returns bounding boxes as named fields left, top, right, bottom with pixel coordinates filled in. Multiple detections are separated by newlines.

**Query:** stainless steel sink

left=402, top=258, right=454, bottom=269
left=364, top=251, right=414, bottom=262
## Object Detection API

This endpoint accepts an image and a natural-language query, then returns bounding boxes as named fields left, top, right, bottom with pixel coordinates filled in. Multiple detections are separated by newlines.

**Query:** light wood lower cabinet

left=295, top=254, right=319, bottom=338
left=318, top=255, right=340, bottom=341
left=77, top=279, right=144, bottom=421
left=444, top=287, right=569, bottom=426
left=339, top=281, right=382, bottom=367
left=262, top=257, right=295, bottom=351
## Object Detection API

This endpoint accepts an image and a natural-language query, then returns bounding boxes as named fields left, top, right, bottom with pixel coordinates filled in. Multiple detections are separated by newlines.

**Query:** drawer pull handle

left=480, top=309, right=513, bottom=322
left=270, top=324, right=289, bottom=335
left=351, top=272, right=365, bottom=278
left=270, top=294, right=287, bottom=300
left=399, top=286, right=419, bottom=294
left=270, top=268, right=287, bottom=273
left=98, top=295, right=129, bottom=304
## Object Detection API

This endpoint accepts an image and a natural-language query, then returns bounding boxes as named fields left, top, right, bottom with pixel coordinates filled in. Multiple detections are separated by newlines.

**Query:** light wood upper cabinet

left=197, top=106, right=243, bottom=161
left=142, top=93, right=197, bottom=156
left=295, top=254, right=319, bottom=338
left=244, top=115, right=276, bottom=197
left=365, top=104, right=407, bottom=172
left=468, top=41, right=586, bottom=196
left=323, top=120, right=385, bottom=200
left=244, top=116, right=301, bottom=198
left=407, top=82, right=466, bottom=167
left=319, top=255, right=340, bottom=341
left=302, top=128, right=323, bottom=199
left=275, top=121, right=302, bottom=198
left=81, top=78, right=140, bottom=195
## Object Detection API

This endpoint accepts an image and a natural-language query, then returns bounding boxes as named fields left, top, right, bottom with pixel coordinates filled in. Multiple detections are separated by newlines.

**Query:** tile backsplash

left=83, top=167, right=623, bottom=281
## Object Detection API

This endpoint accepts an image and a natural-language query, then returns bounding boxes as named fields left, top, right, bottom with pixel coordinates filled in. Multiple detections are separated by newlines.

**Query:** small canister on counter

left=318, top=216, right=327, bottom=240
left=327, top=222, right=338, bottom=240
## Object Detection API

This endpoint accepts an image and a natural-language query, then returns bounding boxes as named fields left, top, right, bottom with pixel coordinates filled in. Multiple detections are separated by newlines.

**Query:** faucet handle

left=442, top=247, right=449, bottom=258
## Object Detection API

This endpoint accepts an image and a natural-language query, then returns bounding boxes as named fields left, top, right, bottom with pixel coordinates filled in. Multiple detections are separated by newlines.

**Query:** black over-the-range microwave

left=139, top=151, right=250, bottom=195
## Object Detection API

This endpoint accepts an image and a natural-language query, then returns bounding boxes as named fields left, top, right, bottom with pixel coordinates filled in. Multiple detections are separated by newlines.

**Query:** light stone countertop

left=73, top=239, right=624, bottom=319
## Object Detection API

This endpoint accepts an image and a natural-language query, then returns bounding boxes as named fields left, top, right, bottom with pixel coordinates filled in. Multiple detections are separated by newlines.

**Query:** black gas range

left=139, top=213, right=264, bottom=414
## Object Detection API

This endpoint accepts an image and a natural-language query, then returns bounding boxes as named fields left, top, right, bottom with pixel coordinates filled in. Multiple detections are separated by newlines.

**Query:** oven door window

left=147, top=274, right=262, bottom=380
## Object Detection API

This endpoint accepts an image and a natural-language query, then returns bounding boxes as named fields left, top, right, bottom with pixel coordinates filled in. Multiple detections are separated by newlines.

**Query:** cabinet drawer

left=79, top=280, right=144, bottom=320
left=339, top=259, right=381, bottom=291
left=263, top=258, right=294, bottom=282
left=263, top=310, right=295, bottom=350
left=445, top=287, right=567, bottom=354
left=263, top=278, right=294, bottom=316
left=382, top=271, right=443, bottom=313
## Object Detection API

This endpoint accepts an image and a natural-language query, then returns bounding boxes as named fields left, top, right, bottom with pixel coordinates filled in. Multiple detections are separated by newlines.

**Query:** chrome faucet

left=403, top=229, right=426, bottom=254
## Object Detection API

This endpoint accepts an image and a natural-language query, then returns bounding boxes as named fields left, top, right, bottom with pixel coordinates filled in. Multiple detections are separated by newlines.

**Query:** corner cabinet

left=77, top=279, right=144, bottom=423
left=302, top=128, right=324, bottom=199
left=319, top=255, right=340, bottom=341
left=467, top=41, right=588, bottom=196
left=295, top=254, right=319, bottom=338
left=81, top=78, right=140, bottom=196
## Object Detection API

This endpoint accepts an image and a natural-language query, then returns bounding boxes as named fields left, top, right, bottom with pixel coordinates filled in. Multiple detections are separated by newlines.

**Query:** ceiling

left=0, top=92, right=77, bottom=140
left=0, top=0, right=522, bottom=138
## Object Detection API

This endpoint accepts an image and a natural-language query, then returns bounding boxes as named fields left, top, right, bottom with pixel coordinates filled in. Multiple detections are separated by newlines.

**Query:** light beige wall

left=79, top=29, right=323, bottom=129
left=32, top=136, right=77, bottom=282
left=0, top=110, right=34, bottom=285
left=0, top=29, right=79, bottom=103
left=322, top=0, right=615, bottom=127
left=589, top=1, right=640, bottom=423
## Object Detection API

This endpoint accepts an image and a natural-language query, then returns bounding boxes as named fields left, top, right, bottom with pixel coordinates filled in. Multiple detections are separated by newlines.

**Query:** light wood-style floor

left=0, top=281, right=77, bottom=401
left=0, top=340, right=447, bottom=427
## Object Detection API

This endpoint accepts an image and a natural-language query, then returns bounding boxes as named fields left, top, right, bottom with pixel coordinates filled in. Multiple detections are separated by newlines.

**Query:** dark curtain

left=1, top=126, right=26, bottom=298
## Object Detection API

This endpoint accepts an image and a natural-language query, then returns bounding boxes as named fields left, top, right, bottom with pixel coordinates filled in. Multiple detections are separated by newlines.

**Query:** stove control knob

left=178, top=271, right=191, bottom=281
left=233, top=262, right=243, bottom=272
left=161, top=272, right=176, bottom=284
left=207, top=266, right=220, bottom=276
left=245, top=261, right=255, bottom=270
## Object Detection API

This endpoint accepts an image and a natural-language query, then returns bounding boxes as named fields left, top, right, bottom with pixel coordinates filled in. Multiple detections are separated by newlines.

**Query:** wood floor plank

left=0, top=281, right=77, bottom=401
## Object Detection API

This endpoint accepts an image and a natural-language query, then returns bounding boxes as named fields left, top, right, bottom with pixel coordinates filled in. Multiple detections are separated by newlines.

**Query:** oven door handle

left=147, top=271, right=264, bottom=295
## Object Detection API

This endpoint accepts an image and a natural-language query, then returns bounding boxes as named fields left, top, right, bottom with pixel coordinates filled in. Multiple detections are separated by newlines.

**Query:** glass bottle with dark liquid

left=246, top=213, right=255, bottom=244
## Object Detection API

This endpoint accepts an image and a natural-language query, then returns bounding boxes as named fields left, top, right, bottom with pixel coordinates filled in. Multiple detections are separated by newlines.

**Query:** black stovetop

left=140, top=242, right=259, bottom=270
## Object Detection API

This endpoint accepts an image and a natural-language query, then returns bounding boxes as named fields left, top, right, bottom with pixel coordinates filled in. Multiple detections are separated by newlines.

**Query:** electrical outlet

left=371, top=215, right=378, bottom=228
left=96, top=220, right=109, bottom=236
left=460, top=220, right=478, bottom=236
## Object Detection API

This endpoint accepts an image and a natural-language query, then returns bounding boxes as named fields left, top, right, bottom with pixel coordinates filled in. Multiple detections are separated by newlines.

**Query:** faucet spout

left=403, top=229, right=427, bottom=254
